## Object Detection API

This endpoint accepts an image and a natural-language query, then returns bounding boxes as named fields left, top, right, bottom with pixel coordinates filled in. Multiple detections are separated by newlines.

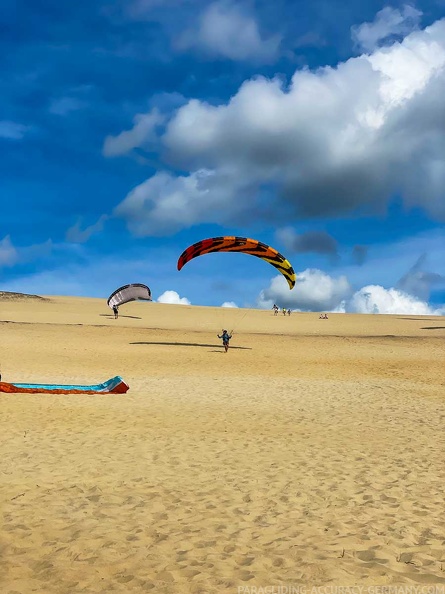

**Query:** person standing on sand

left=217, top=329, right=232, bottom=353
left=113, top=305, right=119, bottom=319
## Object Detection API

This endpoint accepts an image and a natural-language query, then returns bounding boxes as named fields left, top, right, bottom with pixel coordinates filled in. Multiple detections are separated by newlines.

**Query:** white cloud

left=346, top=285, right=445, bottom=315
left=257, top=269, right=352, bottom=311
left=140, top=17, right=444, bottom=228
left=0, top=236, right=19, bottom=267
left=114, top=169, right=248, bottom=235
left=177, top=1, right=281, bottom=62
left=221, top=301, right=238, bottom=308
left=0, top=121, right=29, bottom=140
left=351, top=5, right=422, bottom=53
left=108, top=15, right=445, bottom=235
left=256, top=268, right=445, bottom=315
left=157, top=290, right=191, bottom=305
left=65, top=215, right=108, bottom=243
left=103, top=108, right=164, bottom=157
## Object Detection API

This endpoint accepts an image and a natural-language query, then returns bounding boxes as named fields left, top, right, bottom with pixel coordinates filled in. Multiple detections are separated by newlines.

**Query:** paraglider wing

left=177, top=236, right=296, bottom=289
left=107, top=283, right=152, bottom=309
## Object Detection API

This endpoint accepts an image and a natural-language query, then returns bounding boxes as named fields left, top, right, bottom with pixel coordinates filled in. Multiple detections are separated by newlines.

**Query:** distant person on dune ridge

left=113, top=305, right=119, bottom=319
left=218, top=329, right=232, bottom=353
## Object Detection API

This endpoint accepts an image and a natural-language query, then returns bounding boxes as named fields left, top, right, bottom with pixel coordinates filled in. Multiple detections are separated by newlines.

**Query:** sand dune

left=1, top=295, right=444, bottom=593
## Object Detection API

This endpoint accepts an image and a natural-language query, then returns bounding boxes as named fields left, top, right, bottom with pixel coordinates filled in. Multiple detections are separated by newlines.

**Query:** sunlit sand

left=1, top=294, right=444, bottom=593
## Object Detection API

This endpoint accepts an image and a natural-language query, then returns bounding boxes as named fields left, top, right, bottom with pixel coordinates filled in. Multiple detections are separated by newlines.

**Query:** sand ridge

left=1, top=296, right=444, bottom=593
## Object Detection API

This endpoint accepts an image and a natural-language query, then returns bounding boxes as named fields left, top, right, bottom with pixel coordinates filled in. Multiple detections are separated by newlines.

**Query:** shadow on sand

left=130, top=341, right=252, bottom=350
left=421, top=327, right=445, bottom=330
left=100, top=314, right=142, bottom=320
left=397, top=317, right=442, bottom=321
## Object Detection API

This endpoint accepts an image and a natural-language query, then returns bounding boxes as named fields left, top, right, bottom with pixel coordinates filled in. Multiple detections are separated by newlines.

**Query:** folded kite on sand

left=0, top=376, right=129, bottom=394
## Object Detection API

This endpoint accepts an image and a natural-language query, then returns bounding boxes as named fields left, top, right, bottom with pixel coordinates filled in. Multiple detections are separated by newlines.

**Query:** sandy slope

left=1, top=295, right=444, bottom=593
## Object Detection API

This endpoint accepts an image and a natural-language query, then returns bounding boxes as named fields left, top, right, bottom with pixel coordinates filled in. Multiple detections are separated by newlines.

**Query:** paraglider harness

left=218, top=330, right=232, bottom=351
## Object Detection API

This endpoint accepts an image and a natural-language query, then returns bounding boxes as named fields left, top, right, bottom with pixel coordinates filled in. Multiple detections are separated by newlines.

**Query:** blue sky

left=1, top=0, right=444, bottom=313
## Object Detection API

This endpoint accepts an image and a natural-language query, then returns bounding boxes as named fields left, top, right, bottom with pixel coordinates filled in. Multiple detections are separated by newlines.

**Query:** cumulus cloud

left=103, top=108, right=164, bottom=157
left=277, top=227, right=339, bottom=258
left=0, top=121, right=29, bottom=140
left=177, top=1, right=281, bottom=62
left=346, top=284, right=445, bottom=315
left=65, top=215, right=108, bottom=244
left=221, top=301, right=238, bottom=308
left=157, top=290, right=191, bottom=305
left=351, top=5, right=422, bottom=53
left=0, top=236, right=19, bottom=267
left=257, top=267, right=445, bottom=315
left=161, top=20, right=445, bottom=223
left=257, top=269, right=352, bottom=311
left=110, top=15, right=445, bottom=235
left=114, top=169, right=249, bottom=236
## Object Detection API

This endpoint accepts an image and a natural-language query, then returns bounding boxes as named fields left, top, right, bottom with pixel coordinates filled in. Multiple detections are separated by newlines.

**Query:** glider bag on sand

left=0, top=376, right=129, bottom=394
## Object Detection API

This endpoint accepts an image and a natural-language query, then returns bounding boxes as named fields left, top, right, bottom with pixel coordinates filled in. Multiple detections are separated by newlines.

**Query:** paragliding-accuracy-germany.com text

left=237, top=586, right=445, bottom=594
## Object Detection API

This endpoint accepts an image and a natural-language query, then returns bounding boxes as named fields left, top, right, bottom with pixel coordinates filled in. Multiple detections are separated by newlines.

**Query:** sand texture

left=1, top=295, right=444, bottom=593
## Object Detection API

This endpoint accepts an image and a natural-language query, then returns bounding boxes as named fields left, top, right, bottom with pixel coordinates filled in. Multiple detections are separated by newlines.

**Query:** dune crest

left=0, top=291, right=48, bottom=301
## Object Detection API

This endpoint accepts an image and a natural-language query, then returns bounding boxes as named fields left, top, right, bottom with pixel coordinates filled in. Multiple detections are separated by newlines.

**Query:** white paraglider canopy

left=107, top=283, right=152, bottom=309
